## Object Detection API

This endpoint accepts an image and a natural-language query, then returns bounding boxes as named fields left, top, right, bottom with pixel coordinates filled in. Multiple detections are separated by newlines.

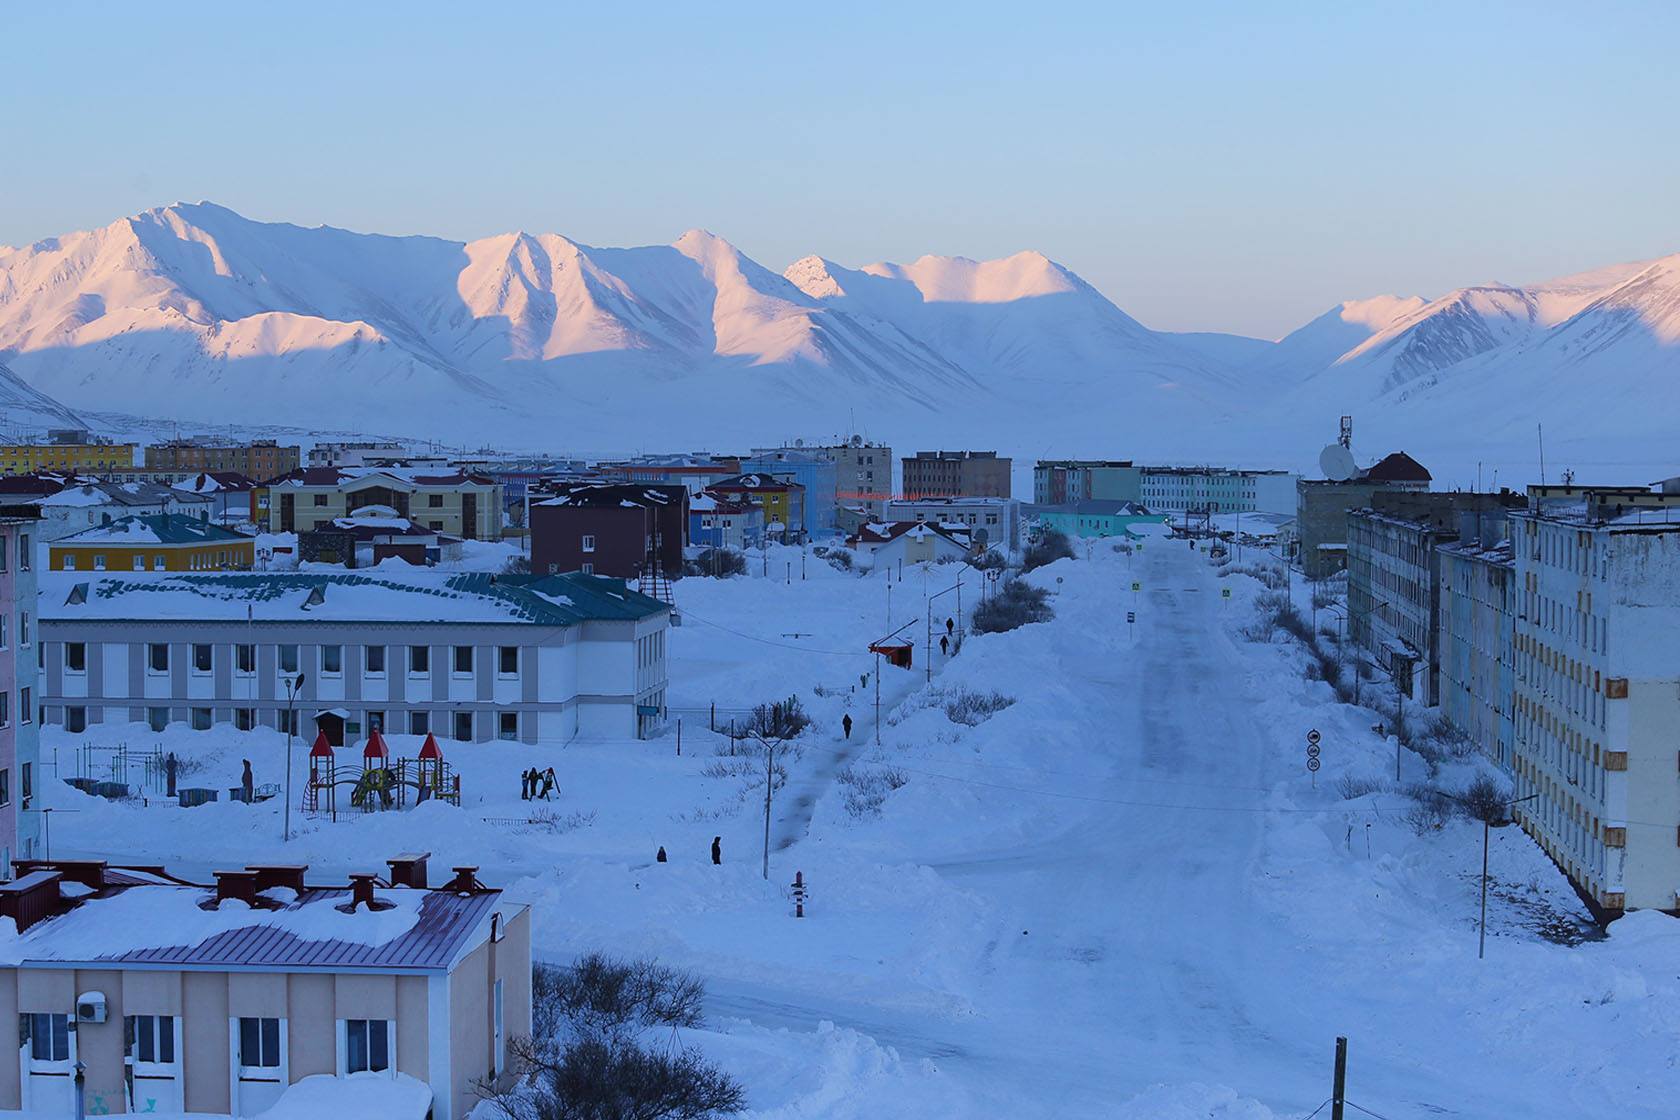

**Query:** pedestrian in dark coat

left=520, top=768, right=531, bottom=800
left=946, top=617, right=955, bottom=636
left=541, top=767, right=558, bottom=800
left=656, top=846, right=668, bottom=863
left=241, top=759, right=254, bottom=803
left=940, top=634, right=950, bottom=656
left=711, top=837, right=722, bottom=865
left=842, top=714, right=853, bottom=740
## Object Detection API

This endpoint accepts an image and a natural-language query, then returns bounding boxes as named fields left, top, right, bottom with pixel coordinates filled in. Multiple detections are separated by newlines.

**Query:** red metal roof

left=363, top=729, right=389, bottom=759
left=308, top=730, right=334, bottom=758
left=417, top=733, right=442, bottom=760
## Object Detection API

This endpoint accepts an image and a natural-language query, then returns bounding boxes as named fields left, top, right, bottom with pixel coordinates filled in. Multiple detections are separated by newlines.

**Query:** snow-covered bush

left=971, top=579, right=1054, bottom=634
left=1022, top=528, right=1075, bottom=572
left=1336, top=774, right=1385, bottom=800
left=970, top=548, right=1009, bottom=570
left=685, top=548, right=746, bottom=578
left=941, top=688, right=1015, bottom=726
left=837, top=765, right=908, bottom=819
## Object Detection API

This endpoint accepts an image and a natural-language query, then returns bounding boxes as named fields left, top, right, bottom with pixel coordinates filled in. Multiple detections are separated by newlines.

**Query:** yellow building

left=50, top=513, right=255, bottom=573
left=0, top=442, right=136, bottom=475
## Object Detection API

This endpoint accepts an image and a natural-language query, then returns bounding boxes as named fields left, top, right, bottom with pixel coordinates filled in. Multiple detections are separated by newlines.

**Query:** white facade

left=1509, top=500, right=1680, bottom=912
left=1139, top=468, right=1298, bottom=517
left=882, top=497, right=1020, bottom=552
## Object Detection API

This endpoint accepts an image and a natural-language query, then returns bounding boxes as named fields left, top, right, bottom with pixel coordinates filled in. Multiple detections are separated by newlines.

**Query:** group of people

left=521, top=766, right=558, bottom=800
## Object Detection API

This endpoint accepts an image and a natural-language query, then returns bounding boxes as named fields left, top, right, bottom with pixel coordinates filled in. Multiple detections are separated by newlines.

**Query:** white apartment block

left=883, top=497, right=1019, bottom=552
left=1138, top=467, right=1298, bottom=517
left=1508, top=486, right=1680, bottom=914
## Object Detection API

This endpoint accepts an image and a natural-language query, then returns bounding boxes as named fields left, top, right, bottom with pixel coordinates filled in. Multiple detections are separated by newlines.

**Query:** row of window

left=74, top=642, right=530, bottom=678
left=60, top=550, right=243, bottom=572
left=0, top=532, right=29, bottom=573
left=0, top=762, right=31, bottom=809
left=80, top=704, right=523, bottom=741
left=23, top=1013, right=391, bottom=1076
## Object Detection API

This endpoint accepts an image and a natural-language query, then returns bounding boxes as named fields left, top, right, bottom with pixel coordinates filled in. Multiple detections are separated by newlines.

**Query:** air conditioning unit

left=76, top=992, right=107, bottom=1024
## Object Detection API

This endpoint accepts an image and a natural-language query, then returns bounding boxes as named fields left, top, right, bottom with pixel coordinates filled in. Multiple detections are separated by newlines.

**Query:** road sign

left=1306, top=728, right=1321, bottom=745
left=1221, top=588, right=1232, bottom=599
left=1131, top=582, right=1141, bottom=592
left=1126, top=611, right=1136, bottom=624
left=1307, top=743, right=1321, bottom=759
left=1306, top=757, right=1320, bottom=773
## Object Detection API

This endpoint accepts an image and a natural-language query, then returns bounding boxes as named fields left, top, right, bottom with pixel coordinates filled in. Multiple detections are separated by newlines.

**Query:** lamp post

left=1480, top=793, right=1540, bottom=959
left=926, top=580, right=963, bottom=682
left=282, top=673, right=305, bottom=842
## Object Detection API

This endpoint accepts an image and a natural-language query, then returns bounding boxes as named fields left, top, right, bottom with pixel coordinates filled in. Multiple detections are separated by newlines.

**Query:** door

left=280, top=492, right=294, bottom=532
left=462, top=492, right=479, bottom=539
left=20, top=1012, right=74, bottom=1114
left=232, top=1017, right=287, bottom=1116
left=126, top=1014, right=183, bottom=1113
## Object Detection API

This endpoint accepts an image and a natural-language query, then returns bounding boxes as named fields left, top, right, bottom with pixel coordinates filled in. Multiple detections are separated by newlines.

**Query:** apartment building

left=0, top=440, right=135, bottom=476
left=738, top=450, right=838, bottom=536
left=1032, top=460, right=1141, bottom=505
left=38, top=571, right=671, bottom=742
left=1507, top=485, right=1680, bottom=914
left=1295, top=451, right=1434, bottom=579
left=883, top=497, right=1020, bottom=552
left=529, top=484, right=687, bottom=582
left=754, top=440, right=893, bottom=517
left=900, top=451, right=1011, bottom=500
left=708, top=474, right=805, bottom=543
left=263, top=469, right=501, bottom=540
left=1138, top=467, right=1298, bottom=517
left=0, top=856, right=528, bottom=1120
left=0, top=510, right=40, bottom=874
left=144, top=439, right=300, bottom=479
left=1438, top=537, right=1516, bottom=773
left=50, top=514, right=256, bottom=573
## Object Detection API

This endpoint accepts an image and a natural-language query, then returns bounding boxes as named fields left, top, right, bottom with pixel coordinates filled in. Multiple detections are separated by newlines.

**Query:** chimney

left=443, top=866, right=483, bottom=894
left=386, top=852, right=430, bottom=890
left=0, top=870, right=63, bottom=933
left=213, top=870, right=259, bottom=906
left=245, top=865, right=308, bottom=894
left=348, top=873, right=378, bottom=911
left=13, top=859, right=106, bottom=891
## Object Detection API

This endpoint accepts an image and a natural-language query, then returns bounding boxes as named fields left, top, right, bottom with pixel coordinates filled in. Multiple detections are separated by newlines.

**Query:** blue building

left=738, top=450, right=837, bottom=537
left=1031, top=500, right=1167, bottom=541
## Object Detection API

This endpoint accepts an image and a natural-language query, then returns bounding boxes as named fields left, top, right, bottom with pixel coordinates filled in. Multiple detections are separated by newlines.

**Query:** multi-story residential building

left=50, top=514, right=256, bottom=573
left=883, top=497, right=1020, bottom=552
left=689, top=493, right=764, bottom=551
left=1438, top=535, right=1516, bottom=773
left=1032, top=460, right=1141, bottom=505
left=1137, top=466, right=1299, bottom=517
left=529, top=484, right=687, bottom=588
left=29, top=481, right=201, bottom=544
left=754, top=440, right=893, bottom=517
left=1507, top=485, right=1680, bottom=914
left=0, top=510, right=40, bottom=873
left=263, top=469, right=502, bottom=540
left=39, top=570, right=671, bottom=742
left=0, top=439, right=135, bottom=476
left=1346, top=491, right=1522, bottom=706
left=305, top=441, right=413, bottom=468
left=143, top=438, right=300, bottom=479
left=738, top=450, right=838, bottom=536
left=172, top=471, right=260, bottom=524
left=1295, top=451, right=1433, bottom=578
left=900, top=451, right=1011, bottom=500
left=708, top=474, right=805, bottom=543
left=595, top=455, right=741, bottom=495
left=0, top=856, right=528, bottom=1119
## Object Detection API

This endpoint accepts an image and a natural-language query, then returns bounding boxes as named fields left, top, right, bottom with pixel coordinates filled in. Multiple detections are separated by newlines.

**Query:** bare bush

left=743, top=696, right=810, bottom=743
left=684, top=549, right=746, bottom=578
left=1401, top=784, right=1455, bottom=835
left=971, top=579, right=1054, bottom=634
left=941, top=688, right=1015, bottom=725
left=502, top=554, right=533, bottom=575
left=970, top=548, right=1009, bottom=570
left=1457, top=773, right=1511, bottom=823
left=1022, top=528, right=1075, bottom=572
left=837, top=765, right=909, bottom=819
left=1336, top=774, right=1385, bottom=800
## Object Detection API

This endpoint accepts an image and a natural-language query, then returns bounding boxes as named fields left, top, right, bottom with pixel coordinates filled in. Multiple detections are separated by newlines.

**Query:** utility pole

left=762, top=740, right=774, bottom=881
left=874, top=651, right=881, bottom=745
left=1331, top=1036, right=1348, bottom=1120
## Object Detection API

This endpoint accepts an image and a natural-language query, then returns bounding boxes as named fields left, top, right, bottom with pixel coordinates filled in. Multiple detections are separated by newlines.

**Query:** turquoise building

left=1034, top=500, right=1169, bottom=540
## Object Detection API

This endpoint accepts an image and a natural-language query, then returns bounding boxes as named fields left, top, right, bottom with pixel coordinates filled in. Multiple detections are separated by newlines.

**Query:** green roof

left=54, top=513, right=253, bottom=547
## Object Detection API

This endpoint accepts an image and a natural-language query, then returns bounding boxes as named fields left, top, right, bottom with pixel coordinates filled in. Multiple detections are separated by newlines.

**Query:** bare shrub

left=971, top=579, right=1054, bottom=634
left=1402, top=784, right=1455, bottom=834
left=684, top=549, right=746, bottom=578
left=743, top=696, right=810, bottom=743
left=1022, top=528, right=1075, bottom=572
left=1337, top=774, right=1385, bottom=800
left=970, top=548, right=1009, bottom=570
left=1457, top=773, right=1511, bottom=823
left=502, top=554, right=533, bottom=575
left=520, top=809, right=597, bottom=835
left=941, top=688, right=1015, bottom=725
left=837, top=765, right=909, bottom=819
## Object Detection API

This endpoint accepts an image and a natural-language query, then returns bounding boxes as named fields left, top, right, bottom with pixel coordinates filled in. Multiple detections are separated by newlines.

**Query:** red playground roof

left=363, top=729, right=389, bottom=759
left=418, top=732, right=443, bottom=760
left=308, top=730, right=333, bottom=758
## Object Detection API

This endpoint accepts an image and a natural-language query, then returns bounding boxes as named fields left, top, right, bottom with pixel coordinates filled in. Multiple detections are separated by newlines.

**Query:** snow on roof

left=55, top=513, right=252, bottom=547
left=39, top=571, right=669, bottom=627
left=173, top=471, right=257, bottom=495
left=0, top=882, right=501, bottom=971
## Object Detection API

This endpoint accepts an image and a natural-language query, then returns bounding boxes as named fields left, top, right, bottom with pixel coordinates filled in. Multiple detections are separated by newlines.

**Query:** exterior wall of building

left=1138, top=468, right=1298, bottom=516
left=1035, top=508, right=1166, bottom=540
left=51, top=539, right=256, bottom=573
left=901, top=452, right=1011, bottom=500
left=690, top=506, right=763, bottom=551
left=268, top=480, right=502, bottom=540
left=883, top=498, right=1020, bottom=552
left=805, top=443, right=892, bottom=515
left=39, top=616, right=669, bottom=745
left=1438, top=546, right=1515, bottom=772
left=1296, top=480, right=1388, bottom=578
left=1347, top=511, right=1449, bottom=706
left=144, top=442, right=301, bottom=478
left=1510, top=514, right=1680, bottom=912
left=529, top=501, right=684, bottom=581
left=738, top=454, right=838, bottom=535
left=0, top=519, right=39, bottom=870
left=445, top=907, right=529, bottom=1120
left=0, top=444, right=136, bottom=475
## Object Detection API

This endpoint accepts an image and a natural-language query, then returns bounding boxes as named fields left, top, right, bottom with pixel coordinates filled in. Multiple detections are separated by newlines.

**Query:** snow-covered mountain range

left=1, top=202, right=1676, bottom=480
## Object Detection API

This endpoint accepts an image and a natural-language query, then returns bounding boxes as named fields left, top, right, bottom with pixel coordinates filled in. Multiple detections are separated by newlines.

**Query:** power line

left=1346, top=1102, right=1398, bottom=1120
left=1299, top=1099, right=1333, bottom=1120
left=675, top=607, right=877, bottom=657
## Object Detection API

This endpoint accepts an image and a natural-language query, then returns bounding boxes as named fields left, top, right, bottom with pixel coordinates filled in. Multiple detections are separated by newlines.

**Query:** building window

left=65, top=707, right=86, bottom=734
left=581, top=562, right=594, bottom=575
left=0, top=768, right=8, bottom=807
left=581, top=534, right=596, bottom=553
left=236, top=644, right=256, bottom=674
left=321, top=645, right=343, bottom=676
left=193, top=643, right=213, bottom=673
left=453, top=646, right=473, bottom=675
left=129, top=1014, right=176, bottom=1064
left=278, top=644, right=299, bottom=675
left=498, top=646, right=518, bottom=676
left=12, top=536, right=21, bottom=571
left=65, top=642, right=86, bottom=673
left=153, top=555, right=165, bottom=571
left=191, top=707, right=212, bottom=730
left=454, top=710, right=473, bottom=741
left=93, top=554, right=106, bottom=571
left=62, top=555, right=76, bottom=571
left=499, top=712, right=518, bottom=740
left=366, top=645, right=385, bottom=676
left=428, top=494, right=444, bottom=507
left=312, top=494, right=329, bottom=506
left=19, top=611, right=28, bottom=647
left=149, top=643, right=169, bottom=673
left=148, top=706, right=168, bottom=732
left=132, top=555, right=145, bottom=571
left=24, top=1013, right=70, bottom=1062
left=238, top=1017, right=282, bottom=1071
left=235, top=708, right=256, bottom=731
left=409, top=711, right=429, bottom=735
left=342, top=1019, right=391, bottom=1075
left=410, top=645, right=430, bottom=675
left=367, top=710, right=385, bottom=733
left=20, top=689, right=30, bottom=724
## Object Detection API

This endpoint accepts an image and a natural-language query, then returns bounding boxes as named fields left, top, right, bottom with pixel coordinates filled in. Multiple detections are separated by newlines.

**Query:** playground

left=303, top=727, right=461, bottom=818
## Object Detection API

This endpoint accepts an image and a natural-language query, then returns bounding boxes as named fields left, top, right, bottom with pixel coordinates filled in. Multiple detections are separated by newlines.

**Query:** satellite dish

left=794, top=438, right=804, bottom=448
left=850, top=434, right=863, bottom=448
left=1320, top=443, right=1357, bottom=482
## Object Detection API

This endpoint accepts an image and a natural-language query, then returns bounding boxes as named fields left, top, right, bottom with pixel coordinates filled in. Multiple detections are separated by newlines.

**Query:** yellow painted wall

left=51, top=539, right=256, bottom=572
left=0, top=444, right=136, bottom=474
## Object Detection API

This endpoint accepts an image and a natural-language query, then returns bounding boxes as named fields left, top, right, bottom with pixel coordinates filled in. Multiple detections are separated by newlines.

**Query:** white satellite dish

left=1320, top=443, right=1357, bottom=482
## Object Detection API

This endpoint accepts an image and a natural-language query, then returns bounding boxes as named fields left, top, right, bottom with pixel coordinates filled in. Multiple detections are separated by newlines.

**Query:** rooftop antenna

left=1537, top=423, right=1547, bottom=487
left=1338, top=415, right=1353, bottom=450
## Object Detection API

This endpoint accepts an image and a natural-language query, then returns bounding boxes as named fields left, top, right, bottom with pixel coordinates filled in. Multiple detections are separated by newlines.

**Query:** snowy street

left=45, top=542, right=1680, bottom=1118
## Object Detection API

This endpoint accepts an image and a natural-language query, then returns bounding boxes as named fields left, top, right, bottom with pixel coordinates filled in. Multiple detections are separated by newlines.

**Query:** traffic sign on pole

left=1307, top=728, right=1321, bottom=745
left=1126, top=611, right=1135, bottom=624
left=1131, top=582, right=1141, bottom=593
left=1306, top=757, right=1320, bottom=772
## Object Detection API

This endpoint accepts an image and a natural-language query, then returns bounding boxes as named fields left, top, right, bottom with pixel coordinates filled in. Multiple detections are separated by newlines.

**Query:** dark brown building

left=530, top=484, right=687, bottom=591
left=900, top=450, right=1011, bottom=499
left=144, top=438, right=301, bottom=478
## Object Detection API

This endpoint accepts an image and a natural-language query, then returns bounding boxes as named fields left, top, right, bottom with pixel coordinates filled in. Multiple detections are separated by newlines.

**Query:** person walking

left=711, top=836, right=722, bottom=865
left=241, top=759, right=254, bottom=803
left=842, top=714, right=853, bottom=740
left=540, top=767, right=558, bottom=800
left=940, top=634, right=950, bottom=656
left=520, top=768, right=531, bottom=800
left=656, top=846, right=668, bottom=863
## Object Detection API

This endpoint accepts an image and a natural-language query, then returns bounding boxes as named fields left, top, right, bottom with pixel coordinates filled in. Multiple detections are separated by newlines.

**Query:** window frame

left=339, top=1018, right=393, bottom=1077
left=452, top=645, right=474, bottom=676
left=320, top=644, right=343, bottom=677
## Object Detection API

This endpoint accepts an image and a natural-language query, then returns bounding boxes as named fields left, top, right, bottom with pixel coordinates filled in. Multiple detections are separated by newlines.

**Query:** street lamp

left=926, top=580, right=963, bottom=682
left=1479, top=793, right=1540, bottom=959
left=282, top=673, right=306, bottom=842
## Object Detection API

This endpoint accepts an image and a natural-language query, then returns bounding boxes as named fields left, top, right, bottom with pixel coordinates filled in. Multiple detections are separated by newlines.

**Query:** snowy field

left=44, top=541, right=1680, bottom=1119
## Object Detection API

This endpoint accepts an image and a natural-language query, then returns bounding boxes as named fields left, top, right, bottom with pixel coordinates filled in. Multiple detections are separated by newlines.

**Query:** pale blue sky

left=3, top=1, right=1675, bottom=337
